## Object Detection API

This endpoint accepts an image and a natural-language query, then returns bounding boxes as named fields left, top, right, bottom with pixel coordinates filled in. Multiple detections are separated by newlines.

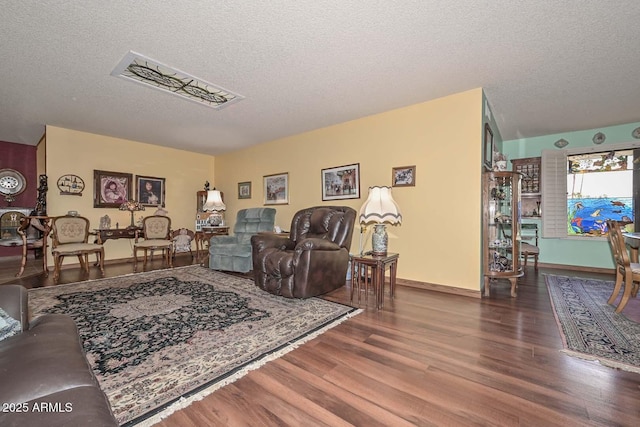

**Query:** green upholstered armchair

left=209, top=208, right=276, bottom=273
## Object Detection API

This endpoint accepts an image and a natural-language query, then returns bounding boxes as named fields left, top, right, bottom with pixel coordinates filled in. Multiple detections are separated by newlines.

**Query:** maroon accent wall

left=0, top=140, right=38, bottom=256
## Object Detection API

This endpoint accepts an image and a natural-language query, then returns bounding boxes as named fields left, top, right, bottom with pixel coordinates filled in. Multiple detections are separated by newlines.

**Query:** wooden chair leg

left=53, top=253, right=61, bottom=283
left=608, top=270, right=624, bottom=305
left=615, top=271, right=634, bottom=313
left=533, top=254, right=538, bottom=270
left=97, top=248, right=105, bottom=276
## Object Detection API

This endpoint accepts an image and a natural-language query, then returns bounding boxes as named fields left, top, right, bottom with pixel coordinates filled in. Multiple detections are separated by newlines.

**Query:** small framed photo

left=321, top=163, right=360, bottom=201
left=392, top=165, right=416, bottom=187
left=136, top=175, right=166, bottom=207
left=484, top=123, right=494, bottom=171
left=264, top=173, right=288, bottom=205
left=93, top=170, right=133, bottom=208
left=238, top=181, right=252, bottom=199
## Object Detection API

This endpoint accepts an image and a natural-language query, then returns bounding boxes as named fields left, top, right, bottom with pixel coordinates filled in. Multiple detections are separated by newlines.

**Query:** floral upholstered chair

left=51, top=215, right=104, bottom=283
left=134, top=215, right=173, bottom=271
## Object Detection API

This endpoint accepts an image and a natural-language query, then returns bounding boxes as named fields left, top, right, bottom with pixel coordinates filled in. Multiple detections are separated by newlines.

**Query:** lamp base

left=371, top=224, right=388, bottom=255
left=208, top=212, right=223, bottom=226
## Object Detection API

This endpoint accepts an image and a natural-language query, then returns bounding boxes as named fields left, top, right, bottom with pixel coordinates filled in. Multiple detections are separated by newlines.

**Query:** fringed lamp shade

left=119, top=199, right=145, bottom=228
left=202, top=190, right=226, bottom=226
left=359, top=186, right=402, bottom=255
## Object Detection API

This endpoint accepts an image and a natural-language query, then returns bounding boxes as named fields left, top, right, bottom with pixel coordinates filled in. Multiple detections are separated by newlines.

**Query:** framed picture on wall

left=93, top=170, right=132, bottom=208
left=321, top=163, right=360, bottom=201
left=392, top=165, right=416, bottom=187
left=484, top=123, right=494, bottom=171
left=136, top=175, right=166, bottom=207
left=263, top=173, right=288, bottom=205
left=238, top=181, right=251, bottom=199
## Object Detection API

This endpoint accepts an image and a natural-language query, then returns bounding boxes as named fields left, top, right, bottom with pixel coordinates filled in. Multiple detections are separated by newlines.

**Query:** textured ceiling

left=1, top=1, right=639, bottom=155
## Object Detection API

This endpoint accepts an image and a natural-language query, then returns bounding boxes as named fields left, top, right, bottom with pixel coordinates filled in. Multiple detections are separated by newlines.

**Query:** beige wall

left=215, top=88, right=484, bottom=291
left=45, top=126, right=215, bottom=262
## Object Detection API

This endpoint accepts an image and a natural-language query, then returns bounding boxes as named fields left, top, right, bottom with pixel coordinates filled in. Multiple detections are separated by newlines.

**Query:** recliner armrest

left=251, top=234, right=294, bottom=252
left=209, top=235, right=239, bottom=246
left=295, top=237, right=341, bottom=251
left=0, top=284, right=29, bottom=332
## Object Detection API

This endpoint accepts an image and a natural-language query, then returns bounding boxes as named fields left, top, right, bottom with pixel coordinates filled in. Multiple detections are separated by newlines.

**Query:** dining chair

left=605, top=220, right=640, bottom=313
left=520, top=223, right=540, bottom=270
left=134, top=215, right=173, bottom=271
left=50, top=215, right=105, bottom=283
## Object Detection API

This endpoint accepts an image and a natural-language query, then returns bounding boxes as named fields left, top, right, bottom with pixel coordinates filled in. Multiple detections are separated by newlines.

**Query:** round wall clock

left=0, top=168, right=27, bottom=202
left=632, top=127, right=640, bottom=139
left=56, top=174, right=85, bottom=196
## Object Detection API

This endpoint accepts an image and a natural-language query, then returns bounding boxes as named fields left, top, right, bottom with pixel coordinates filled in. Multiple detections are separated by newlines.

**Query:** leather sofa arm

left=295, top=237, right=341, bottom=252
left=0, top=284, right=29, bottom=332
left=251, top=234, right=294, bottom=252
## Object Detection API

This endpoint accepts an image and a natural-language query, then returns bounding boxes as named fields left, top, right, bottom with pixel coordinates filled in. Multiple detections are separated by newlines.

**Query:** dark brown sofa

left=251, top=206, right=356, bottom=298
left=0, top=285, right=117, bottom=427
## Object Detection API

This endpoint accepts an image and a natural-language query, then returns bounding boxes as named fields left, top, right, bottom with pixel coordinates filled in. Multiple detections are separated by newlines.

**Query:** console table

left=350, top=252, right=399, bottom=310
left=195, top=227, right=229, bottom=264
left=95, top=227, right=141, bottom=243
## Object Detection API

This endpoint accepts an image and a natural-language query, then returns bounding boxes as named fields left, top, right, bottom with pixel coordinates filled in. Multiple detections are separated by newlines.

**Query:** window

left=567, top=150, right=633, bottom=236
left=542, top=143, right=640, bottom=238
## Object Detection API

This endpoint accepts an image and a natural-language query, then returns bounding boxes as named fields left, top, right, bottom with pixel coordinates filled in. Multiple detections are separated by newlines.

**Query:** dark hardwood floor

left=2, top=256, right=638, bottom=426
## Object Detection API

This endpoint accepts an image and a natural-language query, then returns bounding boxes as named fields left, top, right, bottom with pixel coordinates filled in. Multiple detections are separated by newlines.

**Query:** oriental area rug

left=28, top=266, right=360, bottom=426
left=545, top=274, right=640, bottom=374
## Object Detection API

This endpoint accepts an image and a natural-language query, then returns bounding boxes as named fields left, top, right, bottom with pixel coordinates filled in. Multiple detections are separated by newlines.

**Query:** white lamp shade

left=359, top=186, right=402, bottom=225
left=202, top=190, right=226, bottom=211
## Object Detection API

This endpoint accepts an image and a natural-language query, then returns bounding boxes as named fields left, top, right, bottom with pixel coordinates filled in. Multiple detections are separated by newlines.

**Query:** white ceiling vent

left=111, top=51, right=244, bottom=109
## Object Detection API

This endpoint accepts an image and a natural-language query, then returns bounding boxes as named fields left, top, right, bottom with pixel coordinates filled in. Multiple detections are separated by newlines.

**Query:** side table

left=195, top=227, right=229, bottom=264
left=95, top=227, right=140, bottom=243
left=350, top=252, right=399, bottom=309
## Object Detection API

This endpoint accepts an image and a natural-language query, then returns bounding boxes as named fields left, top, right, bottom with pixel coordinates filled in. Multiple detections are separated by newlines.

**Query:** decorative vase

left=371, top=224, right=388, bottom=255
left=208, top=212, right=223, bottom=226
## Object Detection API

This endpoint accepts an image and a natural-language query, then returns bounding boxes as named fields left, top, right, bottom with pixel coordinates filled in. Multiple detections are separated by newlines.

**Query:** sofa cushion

left=0, top=314, right=100, bottom=405
left=0, top=308, right=21, bottom=342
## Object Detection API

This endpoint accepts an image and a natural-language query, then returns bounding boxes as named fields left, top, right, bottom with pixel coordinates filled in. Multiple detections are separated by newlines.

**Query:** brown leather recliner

left=251, top=206, right=356, bottom=298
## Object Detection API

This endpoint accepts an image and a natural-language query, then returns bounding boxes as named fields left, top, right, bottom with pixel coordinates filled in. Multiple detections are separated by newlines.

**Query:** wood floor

left=2, top=256, right=639, bottom=426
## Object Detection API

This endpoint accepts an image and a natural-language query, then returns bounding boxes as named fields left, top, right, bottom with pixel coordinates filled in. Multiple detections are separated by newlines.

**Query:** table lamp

left=202, top=189, right=226, bottom=226
left=358, top=186, right=402, bottom=255
left=119, top=199, right=145, bottom=229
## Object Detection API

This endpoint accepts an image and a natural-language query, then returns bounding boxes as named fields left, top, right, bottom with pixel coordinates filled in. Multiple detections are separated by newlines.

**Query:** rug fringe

left=560, top=349, right=640, bottom=374
left=132, top=308, right=363, bottom=427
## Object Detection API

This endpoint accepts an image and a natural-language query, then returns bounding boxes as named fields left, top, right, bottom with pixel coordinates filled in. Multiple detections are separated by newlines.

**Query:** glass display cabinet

left=483, top=171, right=523, bottom=297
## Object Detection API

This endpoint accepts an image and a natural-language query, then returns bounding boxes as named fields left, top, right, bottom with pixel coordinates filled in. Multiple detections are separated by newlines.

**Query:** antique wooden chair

left=520, top=223, right=540, bottom=270
left=50, top=215, right=104, bottom=283
left=134, top=215, right=173, bottom=271
left=605, top=220, right=640, bottom=313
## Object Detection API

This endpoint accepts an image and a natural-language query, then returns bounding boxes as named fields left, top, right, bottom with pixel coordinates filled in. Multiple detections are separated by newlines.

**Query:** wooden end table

left=350, top=252, right=399, bottom=309
left=195, top=227, right=229, bottom=264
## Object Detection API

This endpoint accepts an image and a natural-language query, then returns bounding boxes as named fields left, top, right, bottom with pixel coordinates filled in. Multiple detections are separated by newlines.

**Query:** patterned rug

left=545, top=274, right=640, bottom=374
left=29, top=266, right=360, bottom=426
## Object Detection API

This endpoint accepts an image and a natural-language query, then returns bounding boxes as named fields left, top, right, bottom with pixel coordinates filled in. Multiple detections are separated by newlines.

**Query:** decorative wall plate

left=0, top=168, right=26, bottom=202
left=57, top=174, right=85, bottom=196
left=554, top=138, right=569, bottom=148
left=633, top=127, right=640, bottom=139
left=592, top=132, right=606, bottom=144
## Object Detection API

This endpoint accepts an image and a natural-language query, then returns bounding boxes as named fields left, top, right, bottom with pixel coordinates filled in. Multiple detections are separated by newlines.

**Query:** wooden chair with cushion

left=605, top=219, right=640, bottom=313
left=520, top=223, right=540, bottom=270
left=51, top=215, right=105, bottom=283
left=134, top=215, right=173, bottom=271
